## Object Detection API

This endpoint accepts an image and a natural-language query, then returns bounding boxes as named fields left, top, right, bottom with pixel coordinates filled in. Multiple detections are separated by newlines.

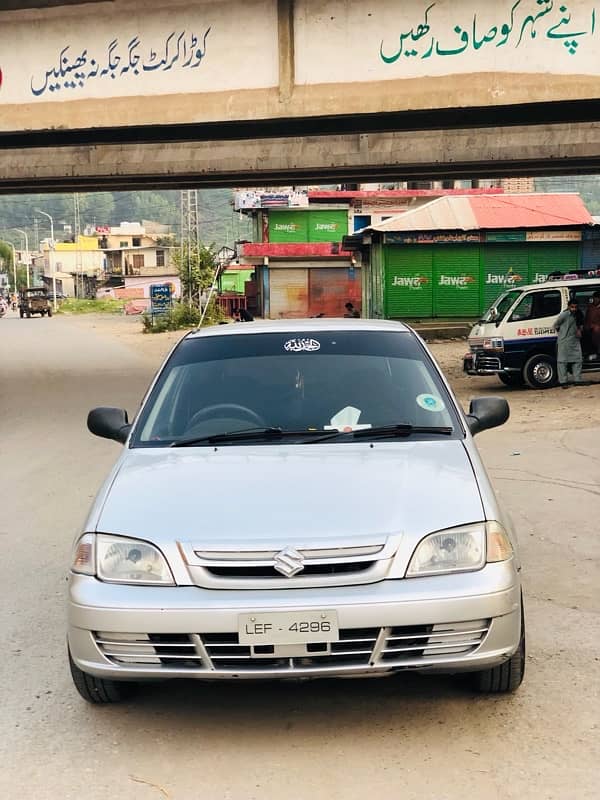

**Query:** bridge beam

left=1, top=122, right=600, bottom=193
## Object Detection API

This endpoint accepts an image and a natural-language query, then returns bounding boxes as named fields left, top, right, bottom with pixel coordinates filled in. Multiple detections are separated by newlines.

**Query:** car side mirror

left=466, top=397, right=509, bottom=435
left=87, top=407, right=131, bottom=444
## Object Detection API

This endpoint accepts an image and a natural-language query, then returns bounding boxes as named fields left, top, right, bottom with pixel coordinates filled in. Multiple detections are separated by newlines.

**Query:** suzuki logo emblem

left=273, top=546, right=305, bottom=577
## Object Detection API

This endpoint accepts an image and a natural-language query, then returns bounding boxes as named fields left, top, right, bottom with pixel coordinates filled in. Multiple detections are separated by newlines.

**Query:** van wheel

left=47, top=308, right=53, bottom=317
left=69, top=650, right=135, bottom=704
left=471, top=600, right=525, bottom=693
left=524, top=354, right=557, bottom=389
left=498, top=372, right=524, bottom=387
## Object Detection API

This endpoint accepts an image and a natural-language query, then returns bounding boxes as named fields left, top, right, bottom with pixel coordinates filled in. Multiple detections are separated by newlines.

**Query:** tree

left=171, top=241, right=218, bottom=306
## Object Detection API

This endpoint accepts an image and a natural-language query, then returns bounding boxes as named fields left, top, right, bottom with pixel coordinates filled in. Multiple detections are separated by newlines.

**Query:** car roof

left=517, top=278, right=600, bottom=292
left=185, top=318, right=412, bottom=340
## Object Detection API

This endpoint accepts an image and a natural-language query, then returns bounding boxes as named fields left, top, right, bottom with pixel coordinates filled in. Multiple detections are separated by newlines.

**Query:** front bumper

left=464, top=351, right=511, bottom=376
left=68, top=563, right=522, bottom=681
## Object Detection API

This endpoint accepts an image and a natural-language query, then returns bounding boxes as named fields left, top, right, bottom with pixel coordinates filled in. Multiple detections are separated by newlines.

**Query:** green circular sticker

left=416, top=393, right=445, bottom=412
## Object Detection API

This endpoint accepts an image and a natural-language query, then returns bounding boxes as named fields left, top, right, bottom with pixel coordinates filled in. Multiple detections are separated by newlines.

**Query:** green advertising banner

left=268, top=211, right=309, bottom=242
left=432, top=245, right=481, bottom=317
left=308, top=211, right=348, bottom=242
left=384, top=246, right=433, bottom=317
left=481, top=244, right=529, bottom=311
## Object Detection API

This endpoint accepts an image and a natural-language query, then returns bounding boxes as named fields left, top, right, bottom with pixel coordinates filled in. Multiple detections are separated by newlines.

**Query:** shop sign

left=384, top=232, right=481, bottom=244
left=525, top=230, right=582, bottom=241
left=485, top=231, right=526, bottom=242
left=390, top=275, right=429, bottom=289
left=437, top=275, right=476, bottom=288
left=484, top=272, right=524, bottom=286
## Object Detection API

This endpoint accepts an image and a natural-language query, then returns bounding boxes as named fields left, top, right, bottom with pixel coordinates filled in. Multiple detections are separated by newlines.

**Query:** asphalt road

left=1, top=312, right=598, bottom=800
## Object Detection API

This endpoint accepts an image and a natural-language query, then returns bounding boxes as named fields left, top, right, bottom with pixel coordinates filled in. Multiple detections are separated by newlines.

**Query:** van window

left=570, top=285, right=600, bottom=313
left=508, top=290, right=562, bottom=322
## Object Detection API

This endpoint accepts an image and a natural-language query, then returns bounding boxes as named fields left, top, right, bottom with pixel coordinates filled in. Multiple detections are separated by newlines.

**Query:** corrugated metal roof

left=368, top=193, right=592, bottom=233
left=470, top=193, right=592, bottom=228
left=369, top=196, right=478, bottom=232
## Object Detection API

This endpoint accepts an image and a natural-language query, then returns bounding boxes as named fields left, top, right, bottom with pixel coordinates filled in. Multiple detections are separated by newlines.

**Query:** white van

left=464, top=273, right=600, bottom=389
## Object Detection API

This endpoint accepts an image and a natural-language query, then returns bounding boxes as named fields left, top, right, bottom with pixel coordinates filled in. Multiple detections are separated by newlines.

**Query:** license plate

left=238, top=610, right=339, bottom=645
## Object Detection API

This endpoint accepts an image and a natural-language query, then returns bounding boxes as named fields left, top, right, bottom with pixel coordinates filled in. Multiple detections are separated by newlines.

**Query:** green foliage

left=57, top=298, right=125, bottom=314
left=141, top=300, right=226, bottom=333
left=172, top=241, right=218, bottom=305
left=0, top=188, right=252, bottom=252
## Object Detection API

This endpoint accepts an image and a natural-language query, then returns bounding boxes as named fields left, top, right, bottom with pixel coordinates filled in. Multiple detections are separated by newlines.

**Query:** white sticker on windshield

left=416, top=394, right=445, bottom=412
left=284, top=338, right=321, bottom=353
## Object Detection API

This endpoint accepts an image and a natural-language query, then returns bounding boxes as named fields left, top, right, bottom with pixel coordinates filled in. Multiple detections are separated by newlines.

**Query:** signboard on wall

left=384, top=232, right=482, bottom=244
left=526, top=230, right=582, bottom=241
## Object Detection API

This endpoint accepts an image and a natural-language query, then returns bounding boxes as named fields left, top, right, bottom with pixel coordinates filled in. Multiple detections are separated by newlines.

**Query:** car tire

left=69, top=649, right=135, bottom=704
left=498, top=372, right=525, bottom=387
left=471, top=600, right=525, bottom=694
left=47, top=308, right=53, bottom=317
left=524, top=354, right=557, bottom=389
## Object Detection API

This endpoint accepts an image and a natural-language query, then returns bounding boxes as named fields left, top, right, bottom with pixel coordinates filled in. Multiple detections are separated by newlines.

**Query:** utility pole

left=73, top=193, right=83, bottom=297
left=12, top=228, right=30, bottom=287
left=35, top=208, right=57, bottom=312
left=180, top=189, right=200, bottom=307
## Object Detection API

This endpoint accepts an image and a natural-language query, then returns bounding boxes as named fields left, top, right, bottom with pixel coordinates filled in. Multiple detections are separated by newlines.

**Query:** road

left=0, top=312, right=598, bottom=800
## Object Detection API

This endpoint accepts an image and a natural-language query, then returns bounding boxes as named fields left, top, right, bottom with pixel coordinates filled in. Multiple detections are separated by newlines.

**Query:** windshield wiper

left=306, top=424, right=453, bottom=443
left=171, top=427, right=330, bottom=447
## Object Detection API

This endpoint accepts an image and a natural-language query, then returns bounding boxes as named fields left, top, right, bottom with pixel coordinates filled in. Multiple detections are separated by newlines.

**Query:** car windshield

left=132, top=330, right=460, bottom=447
left=480, top=289, right=522, bottom=323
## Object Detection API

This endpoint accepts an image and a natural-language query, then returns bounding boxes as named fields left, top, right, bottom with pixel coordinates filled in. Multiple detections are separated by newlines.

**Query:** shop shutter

left=307, top=210, right=348, bottom=242
left=581, top=234, right=600, bottom=271
left=481, top=244, right=529, bottom=314
left=308, top=267, right=361, bottom=317
left=268, top=211, right=309, bottom=243
left=528, top=243, right=581, bottom=284
left=433, top=245, right=481, bottom=317
left=269, top=269, right=308, bottom=318
left=384, top=246, right=433, bottom=318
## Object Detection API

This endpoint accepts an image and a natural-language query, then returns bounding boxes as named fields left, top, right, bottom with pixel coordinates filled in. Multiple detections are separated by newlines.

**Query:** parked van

left=464, top=272, right=600, bottom=389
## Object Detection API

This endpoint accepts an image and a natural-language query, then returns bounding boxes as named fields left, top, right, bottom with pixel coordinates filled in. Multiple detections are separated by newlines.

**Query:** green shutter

left=268, top=211, right=309, bottom=242
left=384, top=246, right=433, bottom=318
left=432, top=245, right=481, bottom=317
left=481, top=244, right=529, bottom=313
left=308, top=210, right=348, bottom=242
left=528, top=243, right=581, bottom=284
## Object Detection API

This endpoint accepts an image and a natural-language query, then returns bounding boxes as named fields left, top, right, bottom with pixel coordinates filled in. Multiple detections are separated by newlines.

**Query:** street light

left=12, top=228, right=30, bottom=288
left=35, top=209, right=57, bottom=312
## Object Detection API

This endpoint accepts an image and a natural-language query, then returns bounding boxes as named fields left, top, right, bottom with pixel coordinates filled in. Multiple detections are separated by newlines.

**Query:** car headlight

left=483, top=337, right=504, bottom=351
left=71, top=533, right=174, bottom=585
left=406, top=522, right=513, bottom=577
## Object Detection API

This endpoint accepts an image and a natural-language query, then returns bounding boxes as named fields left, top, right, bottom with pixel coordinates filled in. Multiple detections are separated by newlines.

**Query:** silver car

left=68, top=319, right=524, bottom=703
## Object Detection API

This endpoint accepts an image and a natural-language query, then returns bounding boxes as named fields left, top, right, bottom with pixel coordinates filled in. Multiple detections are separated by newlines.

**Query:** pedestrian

left=554, top=298, right=585, bottom=388
left=233, top=307, right=254, bottom=322
left=583, top=290, right=600, bottom=360
left=344, top=301, right=360, bottom=318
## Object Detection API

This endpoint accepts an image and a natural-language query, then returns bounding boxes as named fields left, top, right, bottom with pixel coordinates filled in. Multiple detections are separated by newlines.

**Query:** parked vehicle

left=19, top=287, right=52, bottom=318
left=464, top=273, right=600, bottom=388
left=68, top=319, right=524, bottom=703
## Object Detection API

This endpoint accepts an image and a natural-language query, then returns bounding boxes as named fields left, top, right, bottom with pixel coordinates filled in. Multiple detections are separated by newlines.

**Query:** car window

left=508, top=290, right=562, bottom=322
left=133, top=331, right=460, bottom=446
left=481, top=289, right=522, bottom=323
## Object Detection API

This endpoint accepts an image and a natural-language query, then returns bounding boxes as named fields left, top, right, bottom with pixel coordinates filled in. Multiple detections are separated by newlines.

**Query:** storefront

left=382, top=232, right=582, bottom=319
left=267, top=262, right=361, bottom=319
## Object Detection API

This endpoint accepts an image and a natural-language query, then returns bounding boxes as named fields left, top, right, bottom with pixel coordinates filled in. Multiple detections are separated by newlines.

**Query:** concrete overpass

left=1, top=0, right=600, bottom=190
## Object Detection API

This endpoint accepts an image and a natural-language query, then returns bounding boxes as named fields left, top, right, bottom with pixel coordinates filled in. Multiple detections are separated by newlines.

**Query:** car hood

left=95, top=441, right=484, bottom=545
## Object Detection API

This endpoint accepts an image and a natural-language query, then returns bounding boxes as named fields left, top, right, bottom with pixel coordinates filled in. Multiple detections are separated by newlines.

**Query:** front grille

left=474, top=356, right=501, bottom=371
left=180, top=538, right=396, bottom=589
left=94, top=620, right=489, bottom=673
left=205, top=563, right=374, bottom=578
left=202, top=628, right=379, bottom=670
left=94, top=632, right=203, bottom=667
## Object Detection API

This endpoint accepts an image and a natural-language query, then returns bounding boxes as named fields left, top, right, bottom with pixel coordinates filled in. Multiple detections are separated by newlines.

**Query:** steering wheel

left=186, top=404, right=266, bottom=430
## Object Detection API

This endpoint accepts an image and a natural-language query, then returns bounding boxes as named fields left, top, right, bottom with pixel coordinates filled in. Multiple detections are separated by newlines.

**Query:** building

left=353, top=193, right=593, bottom=320
left=236, top=186, right=503, bottom=318
left=99, top=222, right=176, bottom=280
left=42, top=235, right=105, bottom=297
